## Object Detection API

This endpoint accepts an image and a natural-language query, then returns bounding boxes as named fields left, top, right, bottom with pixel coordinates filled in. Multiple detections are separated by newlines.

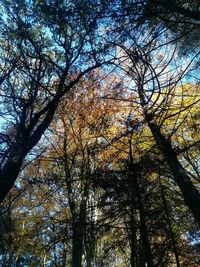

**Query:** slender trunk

left=130, top=203, right=137, bottom=267
left=138, top=207, right=153, bottom=267
left=72, top=222, right=84, bottom=267
left=138, top=239, right=146, bottom=267
left=158, top=172, right=180, bottom=267
left=63, top=133, right=84, bottom=267
left=72, top=199, right=87, bottom=267
left=129, top=138, right=154, bottom=267
left=85, top=239, right=94, bottom=267
left=43, top=253, right=47, bottom=267
left=85, top=222, right=95, bottom=267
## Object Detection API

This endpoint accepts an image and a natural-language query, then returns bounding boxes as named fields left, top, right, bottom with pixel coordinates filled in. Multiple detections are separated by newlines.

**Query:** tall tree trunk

left=85, top=221, right=95, bottom=267
left=128, top=176, right=140, bottom=267
left=149, top=120, right=200, bottom=227
left=130, top=202, right=137, bottom=267
left=158, top=172, right=180, bottom=267
left=0, top=64, right=100, bottom=204
left=138, top=84, right=200, bottom=228
left=72, top=222, right=84, bottom=267
left=72, top=199, right=87, bottom=267
left=129, top=138, right=154, bottom=267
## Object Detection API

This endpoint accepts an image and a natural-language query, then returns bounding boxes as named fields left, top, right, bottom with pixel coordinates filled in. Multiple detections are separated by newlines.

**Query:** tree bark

left=0, top=100, right=58, bottom=203
left=0, top=63, right=101, bottom=203
left=129, top=138, right=154, bottom=267
left=130, top=203, right=137, bottom=267
left=158, top=173, right=180, bottom=267
left=137, top=82, right=200, bottom=227
left=148, top=120, right=200, bottom=227
left=72, top=222, right=84, bottom=267
left=72, top=199, right=87, bottom=267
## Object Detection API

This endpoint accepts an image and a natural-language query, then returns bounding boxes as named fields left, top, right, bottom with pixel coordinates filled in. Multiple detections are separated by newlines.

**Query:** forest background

left=0, top=0, right=200, bottom=266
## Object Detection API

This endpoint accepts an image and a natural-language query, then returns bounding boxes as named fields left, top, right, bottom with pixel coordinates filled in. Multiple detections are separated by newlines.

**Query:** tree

left=142, top=0, right=200, bottom=54
left=118, top=28, right=200, bottom=227
left=1, top=1, right=200, bottom=265
left=0, top=0, right=112, bottom=203
left=1, top=68, right=200, bottom=266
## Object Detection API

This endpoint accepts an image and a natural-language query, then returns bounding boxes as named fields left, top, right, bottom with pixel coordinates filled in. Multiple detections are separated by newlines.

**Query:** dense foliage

left=0, top=0, right=200, bottom=266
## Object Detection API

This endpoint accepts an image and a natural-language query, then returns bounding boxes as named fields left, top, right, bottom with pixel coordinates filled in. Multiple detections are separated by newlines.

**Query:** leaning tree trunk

left=137, top=83, right=200, bottom=228
left=148, top=120, right=200, bottom=228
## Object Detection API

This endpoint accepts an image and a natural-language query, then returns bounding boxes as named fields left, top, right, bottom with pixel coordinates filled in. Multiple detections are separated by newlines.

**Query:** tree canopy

left=0, top=0, right=200, bottom=266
